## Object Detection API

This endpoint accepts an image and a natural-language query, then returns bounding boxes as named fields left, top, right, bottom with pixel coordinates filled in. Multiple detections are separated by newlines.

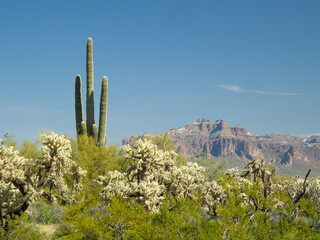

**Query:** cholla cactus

left=224, top=164, right=320, bottom=215
left=97, top=171, right=131, bottom=199
left=241, top=160, right=273, bottom=198
left=0, top=143, right=41, bottom=218
left=163, top=162, right=205, bottom=199
left=98, top=139, right=205, bottom=212
left=123, top=139, right=176, bottom=183
left=222, top=165, right=275, bottom=212
left=282, top=178, right=306, bottom=202
left=306, top=179, right=320, bottom=208
left=202, top=180, right=226, bottom=215
left=274, top=170, right=320, bottom=206
left=0, top=133, right=86, bottom=228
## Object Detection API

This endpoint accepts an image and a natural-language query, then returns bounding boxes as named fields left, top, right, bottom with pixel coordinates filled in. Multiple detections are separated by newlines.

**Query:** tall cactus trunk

left=75, top=75, right=83, bottom=135
left=98, top=76, right=108, bottom=146
left=86, top=38, right=95, bottom=136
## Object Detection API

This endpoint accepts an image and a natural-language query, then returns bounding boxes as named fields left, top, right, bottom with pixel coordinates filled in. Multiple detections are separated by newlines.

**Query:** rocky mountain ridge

left=123, top=118, right=320, bottom=173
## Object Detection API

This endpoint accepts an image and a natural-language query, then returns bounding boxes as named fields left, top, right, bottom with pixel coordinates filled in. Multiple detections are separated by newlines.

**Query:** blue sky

left=1, top=0, right=320, bottom=145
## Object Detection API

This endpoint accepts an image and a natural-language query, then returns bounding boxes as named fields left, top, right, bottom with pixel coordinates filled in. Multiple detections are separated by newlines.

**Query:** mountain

left=123, top=118, right=320, bottom=176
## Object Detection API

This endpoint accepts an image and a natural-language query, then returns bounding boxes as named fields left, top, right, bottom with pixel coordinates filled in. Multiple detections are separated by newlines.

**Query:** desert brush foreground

left=1, top=133, right=320, bottom=239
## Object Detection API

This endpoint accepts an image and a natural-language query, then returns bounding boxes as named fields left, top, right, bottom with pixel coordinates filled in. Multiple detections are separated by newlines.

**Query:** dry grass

left=37, top=224, right=59, bottom=236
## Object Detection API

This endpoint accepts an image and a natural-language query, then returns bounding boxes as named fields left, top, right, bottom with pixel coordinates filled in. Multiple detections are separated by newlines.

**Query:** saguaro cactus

left=75, top=38, right=108, bottom=146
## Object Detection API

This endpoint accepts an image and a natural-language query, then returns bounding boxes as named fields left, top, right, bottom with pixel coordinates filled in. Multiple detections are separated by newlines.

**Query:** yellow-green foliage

left=18, top=140, right=42, bottom=161
left=0, top=213, right=45, bottom=240
left=2, top=133, right=17, bottom=149
left=57, top=196, right=221, bottom=240
left=70, top=135, right=122, bottom=198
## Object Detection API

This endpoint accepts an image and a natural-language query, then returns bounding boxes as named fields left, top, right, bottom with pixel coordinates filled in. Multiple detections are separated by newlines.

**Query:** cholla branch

left=294, top=169, right=311, bottom=204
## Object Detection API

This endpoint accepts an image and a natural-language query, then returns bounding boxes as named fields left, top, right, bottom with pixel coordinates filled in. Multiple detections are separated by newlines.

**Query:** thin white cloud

left=217, top=84, right=303, bottom=96
left=219, top=85, right=242, bottom=92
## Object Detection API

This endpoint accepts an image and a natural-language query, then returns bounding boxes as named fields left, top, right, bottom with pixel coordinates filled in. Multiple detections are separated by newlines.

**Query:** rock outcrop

left=123, top=118, right=320, bottom=169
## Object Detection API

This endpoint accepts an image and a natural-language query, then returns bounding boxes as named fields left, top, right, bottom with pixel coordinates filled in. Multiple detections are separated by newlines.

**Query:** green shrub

left=54, top=197, right=113, bottom=239
left=0, top=213, right=46, bottom=240
left=70, top=135, right=123, bottom=199
left=56, top=196, right=222, bottom=240
left=18, top=140, right=42, bottom=160
left=1, top=133, right=17, bottom=149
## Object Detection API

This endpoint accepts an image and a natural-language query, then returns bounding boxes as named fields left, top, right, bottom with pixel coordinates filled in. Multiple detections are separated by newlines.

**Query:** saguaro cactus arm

left=75, top=75, right=83, bottom=135
left=92, top=124, right=98, bottom=142
left=98, top=76, right=108, bottom=146
left=80, top=121, right=87, bottom=135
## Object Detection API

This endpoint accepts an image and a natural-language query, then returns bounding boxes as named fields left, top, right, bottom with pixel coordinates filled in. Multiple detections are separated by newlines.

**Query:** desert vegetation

left=1, top=132, right=320, bottom=239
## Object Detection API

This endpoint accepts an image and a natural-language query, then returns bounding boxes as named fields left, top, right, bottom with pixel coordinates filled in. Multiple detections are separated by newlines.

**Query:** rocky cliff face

left=123, top=118, right=320, bottom=170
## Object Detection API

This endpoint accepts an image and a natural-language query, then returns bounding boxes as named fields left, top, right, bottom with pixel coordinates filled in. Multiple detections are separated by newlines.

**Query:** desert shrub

left=1, top=133, right=17, bottom=149
left=70, top=135, right=123, bottom=198
left=0, top=212, right=46, bottom=240
left=18, top=140, right=42, bottom=161
left=56, top=195, right=222, bottom=240
left=54, top=197, right=113, bottom=239
left=145, top=195, right=222, bottom=240
left=72, top=135, right=122, bottom=178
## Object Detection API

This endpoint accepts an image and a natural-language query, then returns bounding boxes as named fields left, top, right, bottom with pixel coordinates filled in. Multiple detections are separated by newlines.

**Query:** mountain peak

left=191, top=118, right=214, bottom=125
left=122, top=118, right=320, bottom=176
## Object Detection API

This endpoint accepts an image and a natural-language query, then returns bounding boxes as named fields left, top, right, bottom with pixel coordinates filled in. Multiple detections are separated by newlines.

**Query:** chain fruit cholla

left=97, top=139, right=206, bottom=212
left=0, top=133, right=86, bottom=226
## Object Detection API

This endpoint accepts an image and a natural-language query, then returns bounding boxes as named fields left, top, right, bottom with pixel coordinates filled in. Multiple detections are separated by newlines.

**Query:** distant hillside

left=123, top=118, right=320, bottom=177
